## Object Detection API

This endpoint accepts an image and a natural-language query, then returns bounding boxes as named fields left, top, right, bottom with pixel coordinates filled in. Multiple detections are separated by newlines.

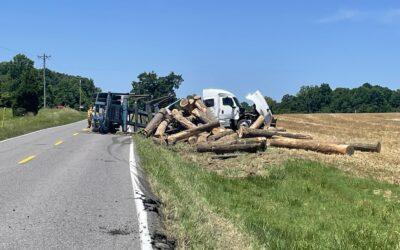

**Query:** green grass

left=0, top=108, right=86, bottom=141
left=135, top=136, right=400, bottom=249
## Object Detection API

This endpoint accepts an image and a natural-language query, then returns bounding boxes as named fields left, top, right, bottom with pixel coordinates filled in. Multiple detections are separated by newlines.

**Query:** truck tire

left=236, top=119, right=250, bottom=130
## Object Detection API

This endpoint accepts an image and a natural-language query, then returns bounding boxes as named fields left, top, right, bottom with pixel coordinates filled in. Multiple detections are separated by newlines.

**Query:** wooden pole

left=239, top=127, right=312, bottom=140
left=347, top=142, right=381, bottom=153
left=197, top=142, right=266, bottom=154
left=154, top=114, right=171, bottom=138
left=191, top=108, right=213, bottom=124
left=193, top=96, right=207, bottom=113
left=208, top=129, right=235, bottom=141
left=143, top=108, right=167, bottom=137
left=188, top=136, right=198, bottom=145
left=167, top=121, right=220, bottom=144
left=269, top=139, right=354, bottom=155
left=171, top=109, right=196, bottom=129
left=197, top=132, right=210, bottom=143
left=249, top=115, right=265, bottom=129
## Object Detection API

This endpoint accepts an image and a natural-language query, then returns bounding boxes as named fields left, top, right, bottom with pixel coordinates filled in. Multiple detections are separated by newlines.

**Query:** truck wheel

left=237, top=119, right=250, bottom=130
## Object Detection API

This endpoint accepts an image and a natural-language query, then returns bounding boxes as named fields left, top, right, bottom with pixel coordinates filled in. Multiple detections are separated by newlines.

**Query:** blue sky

left=1, top=1, right=399, bottom=101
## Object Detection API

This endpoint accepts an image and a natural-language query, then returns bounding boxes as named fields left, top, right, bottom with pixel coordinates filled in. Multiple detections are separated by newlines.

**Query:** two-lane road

left=0, top=121, right=150, bottom=249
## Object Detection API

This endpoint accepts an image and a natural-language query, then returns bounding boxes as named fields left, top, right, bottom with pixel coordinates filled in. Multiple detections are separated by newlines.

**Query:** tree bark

left=144, top=108, right=167, bottom=137
left=239, top=127, right=312, bottom=140
left=167, top=121, right=220, bottom=144
left=265, top=126, right=286, bottom=132
left=347, top=142, right=381, bottom=153
left=208, top=129, right=235, bottom=141
left=197, top=142, right=266, bottom=154
left=218, top=132, right=239, bottom=141
left=269, top=139, right=354, bottom=155
left=250, top=115, right=265, bottom=129
left=191, top=108, right=213, bottom=124
left=179, top=98, right=189, bottom=108
left=154, top=114, right=171, bottom=138
left=171, top=109, right=196, bottom=129
left=188, top=136, right=198, bottom=145
left=274, top=132, right=312, bottom=140
left=197, top=132, right=210, bottom=143
left=194, top=97, right=208, bottom=113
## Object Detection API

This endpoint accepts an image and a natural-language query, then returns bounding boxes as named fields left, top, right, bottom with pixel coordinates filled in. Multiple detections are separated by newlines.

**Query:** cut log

left=208, top=129, right=235, bottom=141
left=194, top=98, right=208, bottom=113
left=167, top=121, right=220, bottom=144
left=144, top=108, right=167, bottom=137
left=266, top=126, right=286, bottom=132
left=218, top=132, right=239, bottom=141
left=188, top=136, right=198, bottom=145
left=211, top=127, right=226, bottom=135
left=186, top=115, right=197, bottom=123
left=347, top=142, right=381, bottom=153
left=191, top=108, right=213, bottom=124
left=207, top=137, right=267, bottom=149
left=171, top=109, right=196, bottom=129
left=197, top=132, right=210, bottom=143
left=269, top=139, right=354, bottom=155
left=239, top=127, right=312, bottom=140
left=274, top=132, right=312, bottom=140
left=179, top=98, right=190, bottom=110
left=197, top=142, right=265, bottom=154
left=250, top=115, right=265, bottom=129
left=154, top=114, right=171, bottom=138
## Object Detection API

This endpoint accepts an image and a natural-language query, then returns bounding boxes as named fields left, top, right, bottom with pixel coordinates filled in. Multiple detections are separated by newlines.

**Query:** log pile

left=143, top=95, right=381, bottom=157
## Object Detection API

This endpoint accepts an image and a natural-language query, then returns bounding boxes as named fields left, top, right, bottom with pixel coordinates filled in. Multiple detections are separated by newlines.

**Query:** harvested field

left=177, top=113, right=400, bottom=184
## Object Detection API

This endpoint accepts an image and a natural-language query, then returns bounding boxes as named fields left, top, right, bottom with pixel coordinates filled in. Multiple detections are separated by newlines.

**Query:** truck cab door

left=219, top=96, right=235, bottom=127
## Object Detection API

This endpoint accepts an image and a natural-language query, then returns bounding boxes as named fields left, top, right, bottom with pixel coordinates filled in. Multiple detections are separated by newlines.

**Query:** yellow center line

left=73, top=132, right=79, bottom=136
left=18, top=155, right=36, bottom=164
left=54, top=140, right=64, bottom=146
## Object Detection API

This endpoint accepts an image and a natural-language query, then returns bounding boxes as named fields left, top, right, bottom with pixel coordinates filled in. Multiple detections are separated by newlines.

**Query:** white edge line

left=130, top=138, right=153, bottom=250
left=0, top=120, right=85, bottom=144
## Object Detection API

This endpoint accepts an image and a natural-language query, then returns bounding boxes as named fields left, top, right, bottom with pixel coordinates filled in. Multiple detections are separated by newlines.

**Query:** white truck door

left=219, top=96, right=235, bottom=127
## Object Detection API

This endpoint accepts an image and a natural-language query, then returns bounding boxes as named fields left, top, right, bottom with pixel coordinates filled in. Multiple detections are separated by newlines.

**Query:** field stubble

left=181, top=113, right=400, bottom=184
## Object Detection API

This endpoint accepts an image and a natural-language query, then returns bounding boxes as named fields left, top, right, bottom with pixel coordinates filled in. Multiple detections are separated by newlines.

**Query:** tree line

left=241, top=83, right=400, bottom=114
left=130, top=72, right=400, bottom=114
left=0, top=54, right=100, bottom=116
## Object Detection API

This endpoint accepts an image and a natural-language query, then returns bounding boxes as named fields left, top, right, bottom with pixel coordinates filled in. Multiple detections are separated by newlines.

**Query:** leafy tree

left=240, top=101, right=252, bottom=112
left=264, top=96, right=279, bottom=113
left=12, top=68, right=40, bottom=115
left=131, top=71, right=183, bottom=100
left=0, top=54, right=99, bottom=116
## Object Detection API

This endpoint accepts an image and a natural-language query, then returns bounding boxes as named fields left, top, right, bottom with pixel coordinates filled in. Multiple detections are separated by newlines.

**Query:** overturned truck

left=91, top=92, right=173, bottom=134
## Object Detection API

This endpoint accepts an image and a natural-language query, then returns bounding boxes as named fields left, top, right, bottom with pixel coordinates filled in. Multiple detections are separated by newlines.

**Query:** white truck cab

left=202, top=89, right=241, bottom=127
left=202, top=89, right=273, bottom=129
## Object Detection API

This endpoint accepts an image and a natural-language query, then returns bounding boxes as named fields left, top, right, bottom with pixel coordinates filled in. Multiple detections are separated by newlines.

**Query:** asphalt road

left=0, top=121, right=148, bottom=249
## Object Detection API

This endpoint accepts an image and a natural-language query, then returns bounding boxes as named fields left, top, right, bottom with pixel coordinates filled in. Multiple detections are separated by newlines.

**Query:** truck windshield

left=233, top=97, right=241, bottom=108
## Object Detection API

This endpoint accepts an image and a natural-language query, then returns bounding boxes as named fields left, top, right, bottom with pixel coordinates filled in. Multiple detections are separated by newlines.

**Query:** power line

left=38, top=53, right=51, bottom=108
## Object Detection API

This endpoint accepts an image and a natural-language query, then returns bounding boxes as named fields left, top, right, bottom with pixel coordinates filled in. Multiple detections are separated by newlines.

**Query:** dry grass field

left=181, top=113, right=400, bottom=185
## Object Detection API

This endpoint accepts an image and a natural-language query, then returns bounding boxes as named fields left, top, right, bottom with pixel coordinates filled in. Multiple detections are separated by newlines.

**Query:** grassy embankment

left=0, top=108, right=86, bottom=141
left=135, top=136, right=400, bottom=249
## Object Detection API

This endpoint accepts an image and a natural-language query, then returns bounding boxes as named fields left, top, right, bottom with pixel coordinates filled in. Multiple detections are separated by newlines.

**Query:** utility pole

left=79, top=79, right=82, bottom=110
left=38, top=53, right=51, bottom=108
